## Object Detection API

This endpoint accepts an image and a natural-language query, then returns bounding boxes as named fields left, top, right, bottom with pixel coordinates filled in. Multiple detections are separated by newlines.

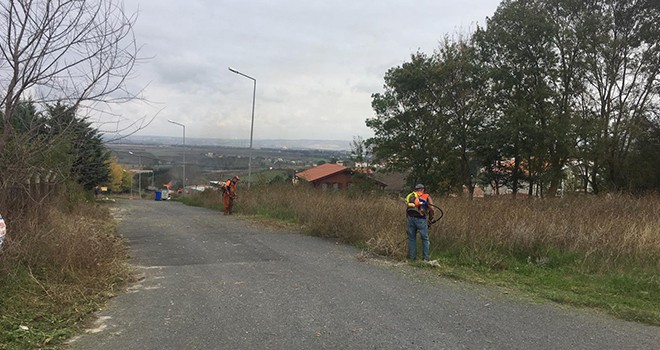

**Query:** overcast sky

left=113, top=0, right=501, bottom=144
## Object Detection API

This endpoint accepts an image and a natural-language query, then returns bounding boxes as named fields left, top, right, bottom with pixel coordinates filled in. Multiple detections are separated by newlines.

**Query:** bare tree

left=0, top=0, right=149, bottom=214
left=0, top=0, right=142, bottom=153
left=350, top=136, right=366, bottom=163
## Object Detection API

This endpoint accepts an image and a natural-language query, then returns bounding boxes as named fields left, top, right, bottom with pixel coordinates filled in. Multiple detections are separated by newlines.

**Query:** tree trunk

left=590, top=165, right=600, bottom=194
left=512, top=156, right=521, bottom=198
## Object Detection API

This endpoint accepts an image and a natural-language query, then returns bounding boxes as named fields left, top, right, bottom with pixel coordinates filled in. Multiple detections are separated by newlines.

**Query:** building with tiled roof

left=294, top=163, right=352, bottom=190
left=294, top=163, right=389, bottom=191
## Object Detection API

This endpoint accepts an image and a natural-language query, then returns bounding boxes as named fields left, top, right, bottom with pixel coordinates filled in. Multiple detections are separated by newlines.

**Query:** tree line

left=366, top=0, right=660, bottom=197
left=1, top=0, right=140, bottom=216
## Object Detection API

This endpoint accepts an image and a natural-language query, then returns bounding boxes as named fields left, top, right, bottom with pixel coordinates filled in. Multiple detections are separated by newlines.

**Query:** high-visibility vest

left=405, top=191, right=429, bottom=217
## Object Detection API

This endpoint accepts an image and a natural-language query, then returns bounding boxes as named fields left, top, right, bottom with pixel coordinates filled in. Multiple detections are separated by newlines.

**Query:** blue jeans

left=407, top=216, right=429, bottom=260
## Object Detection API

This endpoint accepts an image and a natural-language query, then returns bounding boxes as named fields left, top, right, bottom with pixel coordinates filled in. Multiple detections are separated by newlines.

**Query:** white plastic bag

left=0, top=214, right=6, bottom=250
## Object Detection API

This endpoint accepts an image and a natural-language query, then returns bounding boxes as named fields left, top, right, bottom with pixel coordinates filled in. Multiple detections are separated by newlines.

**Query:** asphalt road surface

left=68, top=199, right=659, bottom=350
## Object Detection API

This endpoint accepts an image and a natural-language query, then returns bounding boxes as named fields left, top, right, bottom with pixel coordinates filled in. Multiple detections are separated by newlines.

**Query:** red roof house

left=295, top=163, right=352, bottom=190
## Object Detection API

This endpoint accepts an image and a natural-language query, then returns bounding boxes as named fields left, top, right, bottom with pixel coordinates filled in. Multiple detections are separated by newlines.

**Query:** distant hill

left=104, top=134, right=352, bottom=151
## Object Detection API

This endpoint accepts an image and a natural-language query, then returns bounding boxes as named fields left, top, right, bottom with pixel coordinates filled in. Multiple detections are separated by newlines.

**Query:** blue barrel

left=155, top=191, right=162, bottom=201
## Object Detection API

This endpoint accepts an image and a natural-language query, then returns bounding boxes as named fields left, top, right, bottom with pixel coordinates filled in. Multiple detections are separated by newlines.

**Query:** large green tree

left=474, top=0, right=559, bottom=197
left=433, top=38, right=489, bottom=197
left=367, top=53, right=455, bottom=193
left=369, top=0, right=660, bottom=196
left=367, top=40, right=490, bottom=196
left=577, top=0, right=660, bottom=192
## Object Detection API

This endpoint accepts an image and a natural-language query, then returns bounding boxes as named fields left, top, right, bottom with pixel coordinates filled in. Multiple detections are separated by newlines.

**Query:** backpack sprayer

left=405, top=191, right=444, bottom=226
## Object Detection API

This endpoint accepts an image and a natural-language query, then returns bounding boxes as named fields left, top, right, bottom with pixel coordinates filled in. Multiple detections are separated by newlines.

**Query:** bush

left=179, top=188, right=224, bottom=211
left=0, top=186, right=130, bottom=349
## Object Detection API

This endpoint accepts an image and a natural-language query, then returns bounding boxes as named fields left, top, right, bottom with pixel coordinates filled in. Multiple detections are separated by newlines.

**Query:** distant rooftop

left=295, top=163, right=348, bottom=182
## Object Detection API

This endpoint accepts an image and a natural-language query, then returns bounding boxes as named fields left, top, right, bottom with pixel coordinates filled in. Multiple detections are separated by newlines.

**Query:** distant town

left=107, top=135, right=364, bottom=193
left=107, top=134, right=354, bottom=151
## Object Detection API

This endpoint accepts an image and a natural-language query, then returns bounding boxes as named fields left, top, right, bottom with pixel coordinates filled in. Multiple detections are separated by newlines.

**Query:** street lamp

left=229, top=67, right=256, bottom=190
left=129, top=151, right=141, bottom=199
left=167, top=120, right=186, bottom=192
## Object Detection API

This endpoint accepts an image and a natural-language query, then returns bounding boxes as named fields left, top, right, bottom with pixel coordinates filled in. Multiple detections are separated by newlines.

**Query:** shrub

left=0, top=186, right=130, bottom=349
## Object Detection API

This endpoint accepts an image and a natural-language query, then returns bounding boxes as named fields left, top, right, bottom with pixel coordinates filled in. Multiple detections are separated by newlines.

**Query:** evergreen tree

left=46, top=103, right=111, bottom=191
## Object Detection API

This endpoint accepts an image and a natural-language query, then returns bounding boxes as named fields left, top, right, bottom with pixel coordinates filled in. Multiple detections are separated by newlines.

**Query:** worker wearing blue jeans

left=405, top=184, right=434, bottom=261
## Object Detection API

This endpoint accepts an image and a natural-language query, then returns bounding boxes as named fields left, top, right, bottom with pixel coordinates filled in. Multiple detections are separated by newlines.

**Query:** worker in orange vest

left=405, top=183, right=435, bottom=261
left=223, top=176, right=239, bottom=215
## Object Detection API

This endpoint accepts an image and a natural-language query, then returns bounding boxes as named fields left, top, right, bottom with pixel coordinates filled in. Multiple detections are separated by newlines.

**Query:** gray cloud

left=105, top=0, right=500, bottom=141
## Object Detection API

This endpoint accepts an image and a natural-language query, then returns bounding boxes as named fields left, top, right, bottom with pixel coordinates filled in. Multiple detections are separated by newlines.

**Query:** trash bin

left=155, top=190, right=162, bottom=201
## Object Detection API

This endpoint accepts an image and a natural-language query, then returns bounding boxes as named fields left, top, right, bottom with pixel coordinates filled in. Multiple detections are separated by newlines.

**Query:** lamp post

left=128, top=151, right=141, bottom=199
left=228, top=67, right=256, bottom=190
left=167, top=120, right=186, bottom=192
left=129, top=171, right=133, bottom=199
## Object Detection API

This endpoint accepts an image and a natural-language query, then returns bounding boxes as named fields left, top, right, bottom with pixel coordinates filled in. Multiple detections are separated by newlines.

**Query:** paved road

left=68, top=199, right=659, bottom=350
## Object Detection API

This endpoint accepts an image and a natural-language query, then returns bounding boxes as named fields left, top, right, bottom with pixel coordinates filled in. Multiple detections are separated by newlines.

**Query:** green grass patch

left=0, top=264, right=128, bottom=350
left=425, top=250, right=660, bottom=326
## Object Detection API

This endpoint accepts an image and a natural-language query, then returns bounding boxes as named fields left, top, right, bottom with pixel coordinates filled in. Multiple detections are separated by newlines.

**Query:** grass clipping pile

left=0, top=203, right=131, bottom=349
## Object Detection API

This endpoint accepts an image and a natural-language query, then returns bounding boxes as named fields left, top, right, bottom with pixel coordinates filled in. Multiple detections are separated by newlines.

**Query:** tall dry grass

left=235, top=185, right=398, bottom=243
left=229, top=185, right=660, bottom=272
left=0, top=193, right=129, bottom=297
left=433, top=195, right=660, bottom=270
left=0, top=189, right=131, bottom=348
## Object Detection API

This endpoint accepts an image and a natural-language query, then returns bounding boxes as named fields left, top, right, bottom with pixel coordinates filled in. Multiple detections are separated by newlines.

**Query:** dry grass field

left=193, top=185, right=660, bottom=271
